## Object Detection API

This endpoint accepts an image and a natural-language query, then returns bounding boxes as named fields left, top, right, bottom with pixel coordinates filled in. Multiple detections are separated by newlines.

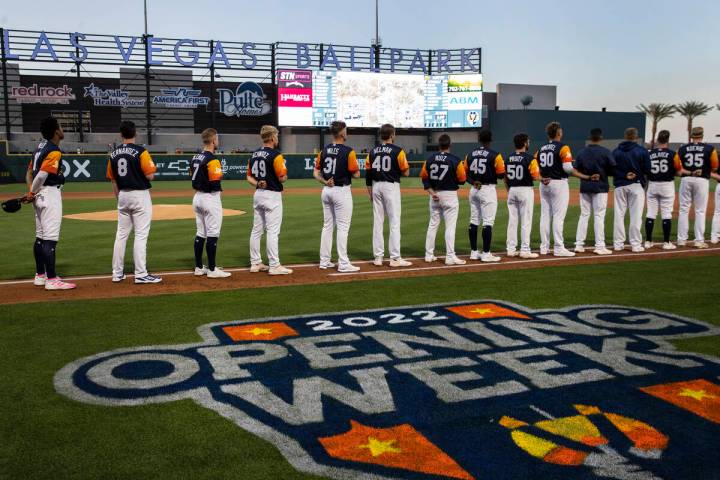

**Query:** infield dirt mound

left=64, top=204, right=246, bottom=221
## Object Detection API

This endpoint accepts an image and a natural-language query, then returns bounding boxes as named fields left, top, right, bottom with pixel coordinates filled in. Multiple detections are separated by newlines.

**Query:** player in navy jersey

left=504, top=133, right=541, bottom=258
left=643, top=130, right=680, bottom=250
left=420, top=134, right=467, bottom=265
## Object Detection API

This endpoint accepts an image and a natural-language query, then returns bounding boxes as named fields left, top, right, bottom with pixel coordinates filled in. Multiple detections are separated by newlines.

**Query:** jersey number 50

left=506, top=164, right=524, bottom=180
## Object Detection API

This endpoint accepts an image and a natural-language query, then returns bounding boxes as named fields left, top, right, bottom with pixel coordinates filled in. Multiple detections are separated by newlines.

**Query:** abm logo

left=55, top=301, right=720, bottom=480
left=218, top=82, right=272, bottom=117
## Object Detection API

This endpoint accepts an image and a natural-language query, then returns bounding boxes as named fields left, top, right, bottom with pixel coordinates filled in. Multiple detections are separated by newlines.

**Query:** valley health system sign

left=1, top=30, right=480, bottom=75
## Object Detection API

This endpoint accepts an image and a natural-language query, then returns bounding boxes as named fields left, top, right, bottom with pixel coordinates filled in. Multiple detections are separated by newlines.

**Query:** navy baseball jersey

left=31, top=140, right=64, bottom=187
left=675, top=143, right=719, bottom=179
left=504, top=152, right=540, bottom=188
left=420, top=152, right=466, bottom=191
left=535, top=141, right=573, bottom=179
left=248, top=147, right=287, bottom=192
left=106, top=143, right=156, bottom=190
left=464, top=147, right=505, bottom=185
left=315, top=144, right=359, bottom=187
left=364, top=143, right=409, bottom=185
left=645, top=148, right=677, bottom=182
left=190, top=151, right=223, bottom=193
left=574, top=144, right=615, bottom=194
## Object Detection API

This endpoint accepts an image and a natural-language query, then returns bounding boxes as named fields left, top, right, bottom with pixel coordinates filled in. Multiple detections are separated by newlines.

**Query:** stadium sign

left=83, top=83, right=146, bottom=108
left=56, top=301, right=720, bottom=480
left=217, top=82, right=271, bottom=117
left=2, top=30, right=480, bottom=74
left=10, top=84, right=75, bottom=104
left=152, top=87, right=210, bottom=108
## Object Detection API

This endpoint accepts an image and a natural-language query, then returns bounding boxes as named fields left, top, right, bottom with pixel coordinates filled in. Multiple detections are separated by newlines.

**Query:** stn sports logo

left=55, top=301, right=720, bottom=480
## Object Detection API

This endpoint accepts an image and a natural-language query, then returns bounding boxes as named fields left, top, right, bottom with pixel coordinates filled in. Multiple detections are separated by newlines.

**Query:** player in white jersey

left=365, top=124, right=412, bottom=267
left=643, top=130, right=679, bottom=250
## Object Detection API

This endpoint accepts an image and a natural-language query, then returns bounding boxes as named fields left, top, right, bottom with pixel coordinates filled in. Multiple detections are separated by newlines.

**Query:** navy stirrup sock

left=469, top=224, right=478, bottom=251
left=645, top=218, right=655, bottom=242
left=482, top=226, right=493, bottom=253
left=206, top=237, right=218, bottom=271
left=42, top=240, right=58, bottom=279
left=662, top=219, right=672, bottom=243
left=194, top=236, right=206, bottom=269
left=34, top=237, right=45, bottom=275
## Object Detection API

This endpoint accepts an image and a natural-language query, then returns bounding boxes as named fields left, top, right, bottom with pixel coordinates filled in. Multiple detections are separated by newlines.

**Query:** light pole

left=144, top=0, right=148, bottom=36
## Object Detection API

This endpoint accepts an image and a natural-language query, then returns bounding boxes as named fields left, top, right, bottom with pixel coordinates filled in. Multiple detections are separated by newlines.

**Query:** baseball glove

left=2, top=194, right=33, bottom=213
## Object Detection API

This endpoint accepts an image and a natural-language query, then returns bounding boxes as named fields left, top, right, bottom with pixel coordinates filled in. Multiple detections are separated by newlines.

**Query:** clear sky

left=2, top=0, right=719, bottom=141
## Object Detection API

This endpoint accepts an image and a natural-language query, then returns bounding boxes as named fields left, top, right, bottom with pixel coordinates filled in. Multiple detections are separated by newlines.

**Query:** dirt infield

left=63, top=204, right=245, bottom=221
left=2, top=246, right=717, bottom=305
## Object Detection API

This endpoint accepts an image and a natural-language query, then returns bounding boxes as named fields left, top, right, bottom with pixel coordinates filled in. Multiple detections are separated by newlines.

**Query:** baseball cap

left=691, top=126, right=704, bottom=138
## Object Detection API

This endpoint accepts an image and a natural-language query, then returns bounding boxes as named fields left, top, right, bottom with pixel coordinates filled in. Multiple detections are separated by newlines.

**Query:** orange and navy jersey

left=420, top=152, right=466, bottom=191
left=645, top=147, right=677, bottom=183
left=675, top=143, right=719, bottom=179
left=31, top=140, right=64, bottom=187
left=107, top=143, right=156, bottom=190
left=464, top=147, right=505, bottom=185
left=315, top=143, right=359, bottom=187
left=190, top=151, right=223, bottom=193
left=364, top=143, right=409, bottom=185
left=248, top=147, right=287, bottom=192
left=535, top=141, right=572, bottom=179
left=504, top=151, right=540, bottom=188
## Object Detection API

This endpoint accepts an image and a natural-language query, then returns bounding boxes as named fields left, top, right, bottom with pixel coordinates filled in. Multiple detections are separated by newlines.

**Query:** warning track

left=1, top=246, right=717, bottom=305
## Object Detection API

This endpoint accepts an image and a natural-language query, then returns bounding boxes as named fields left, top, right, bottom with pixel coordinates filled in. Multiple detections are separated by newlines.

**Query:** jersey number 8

left=117, top=158, right=128, bottom=177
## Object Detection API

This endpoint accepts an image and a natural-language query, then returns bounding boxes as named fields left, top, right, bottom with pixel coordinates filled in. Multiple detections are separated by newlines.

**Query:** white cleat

left=553, top=249, right=576, bottom=257
left=135, top=274, right=162, bottom=284
left=207, top=267, right=231, bottom=278
left=424, top=255, right=438, bottom=263
left=614, top=245, right=625, bottom=252
left=711, top=239, right=719, bottom=245
left=45, top=278, right=77, bottom=290
left=644, top=241, right=654, bottom=249
left=469, top=250, right=481, bottom=260
left=112, top=274, right=126, bottom=283
left=319, top=262, right=336, bottom=270
left=506, top=250, right=519, bottom=257
left=338, top=264, right=360, bottom=273
left=677, top=240, right=687, bottom=247
left=389, top=258, right=412, bottom=268
left=480, top=252, right=501, bottom=263
left=249, top=263, right=269, bottom=273
left=519, top=251, right=539, bottom=259
left=594, top=248, right=613, bottom=256
left=373, top=257, right=384, bottom=266
left=694, top=241, right=709, bottom=249
left=662, top=242, right=677, bottom=250
left=445, top=256, right=466, bottom=266
left=268, top=265, right=293, bottom=275
left=539, top=248, right=550, bottom=255
left=631, top=246, right=646, bottom=253
left=194, top=266, right=208, bottom=276
left=33, top=274, right=46, bottom=286
left=574, top=246, right=585, bottom=253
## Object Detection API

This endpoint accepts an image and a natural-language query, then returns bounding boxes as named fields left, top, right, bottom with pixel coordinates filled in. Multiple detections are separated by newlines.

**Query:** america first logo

left=55, top=301, right=720, bottom=480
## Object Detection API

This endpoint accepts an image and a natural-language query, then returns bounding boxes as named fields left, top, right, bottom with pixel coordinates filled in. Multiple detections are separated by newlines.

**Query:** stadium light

left=144, top=0, right=149, bottom=36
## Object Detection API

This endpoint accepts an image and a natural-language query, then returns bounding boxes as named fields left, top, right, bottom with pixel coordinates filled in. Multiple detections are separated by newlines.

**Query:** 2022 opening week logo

left=55, top=301, right=720, bottom=480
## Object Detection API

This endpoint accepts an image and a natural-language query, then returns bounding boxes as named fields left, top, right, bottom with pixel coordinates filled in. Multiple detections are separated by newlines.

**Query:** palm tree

left=676, top=101, right=714, bottom=141
left=637, top=103, right=676, bottom=148
left=520, top=95, right=533, bottom=110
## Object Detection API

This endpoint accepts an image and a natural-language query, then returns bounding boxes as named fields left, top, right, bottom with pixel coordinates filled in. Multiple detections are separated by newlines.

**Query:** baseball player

left=365, top=123, right=412, bottom=267
left=314, top=121, right=360, bottom=272
left=676, top=126, right=718, bottom=248
left=536, top=122, right=596, bottom=257
left=421, top=134, right=467, bottom=265
left=247, top=125, right=292, bottom=275
left=107, top=121, right=162, bottom=284
left=190, top=128, right=231, bottom=278
left=464, top=129, right=505, bottom=262
left=712, top=166, right=720, bottom=244
left=643, top=130, right=678, bottom=250
left=611, top=128, right=649, bottom=253
left=505, top=133, right=540, bottom=259
left=25, top=116, right=76, bottom=290
left=573, top=128, right=614, bottom=255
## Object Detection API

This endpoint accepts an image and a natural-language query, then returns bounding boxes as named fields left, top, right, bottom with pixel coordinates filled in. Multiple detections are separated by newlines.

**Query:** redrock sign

left=10, top=84, right=75, bottom=104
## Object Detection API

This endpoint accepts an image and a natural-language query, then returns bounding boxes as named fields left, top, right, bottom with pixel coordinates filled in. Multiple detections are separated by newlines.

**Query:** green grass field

left=1, top=179, right=718, bottom=479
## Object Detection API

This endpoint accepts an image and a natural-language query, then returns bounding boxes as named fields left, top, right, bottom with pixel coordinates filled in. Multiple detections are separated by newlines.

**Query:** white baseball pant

left=193, top=191, right=223, bottom=238
left=506, top=186, right=534, bottom=254
left=712, top=186, right=720, bottom=243
left=539, top=178, right=569, bottom=253
left=425, top=190, right=459, bottom=258
left=371, top=181, right=402, bottom=260
left=678, top=177, right=709, bottom=243
left=646, top=181, right=675, bottom=220
left=575, top=192, right=608, bottom=249
left=112, top=189, right=153, bottom=278
left=469, top=184, right=498, bottom=227
left=613, top=183, right=644, bottom=249
left=250, top=189, right=283, bottom=268
left=33, top=185, right=62, bottom=241
left=320, top=185, right=353, bottom=268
